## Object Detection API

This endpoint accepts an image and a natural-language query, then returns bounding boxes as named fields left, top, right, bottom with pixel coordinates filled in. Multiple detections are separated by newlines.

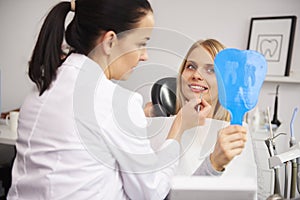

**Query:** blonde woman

left=145, top=39, right=256, bottom=178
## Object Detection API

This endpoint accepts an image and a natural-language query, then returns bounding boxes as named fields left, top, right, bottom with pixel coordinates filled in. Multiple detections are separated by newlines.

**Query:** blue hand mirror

left=214, top=48, right=267, bottom=125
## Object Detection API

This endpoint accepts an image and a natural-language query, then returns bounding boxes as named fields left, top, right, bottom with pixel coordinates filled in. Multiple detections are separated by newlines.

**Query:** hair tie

left=70, top=0, right=76, bottom=12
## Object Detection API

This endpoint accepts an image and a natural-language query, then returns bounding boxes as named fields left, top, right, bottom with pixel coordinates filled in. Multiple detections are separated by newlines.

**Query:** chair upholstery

left=151, top=77, right=177, bottom=117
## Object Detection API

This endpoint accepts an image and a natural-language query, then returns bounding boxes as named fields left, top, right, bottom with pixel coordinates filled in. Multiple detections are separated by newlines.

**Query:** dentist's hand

left=210, top=125, right=247, bottom=171
left=167, top=98, right=211, bottom=142
left=143, top=102, right=155, bottom=117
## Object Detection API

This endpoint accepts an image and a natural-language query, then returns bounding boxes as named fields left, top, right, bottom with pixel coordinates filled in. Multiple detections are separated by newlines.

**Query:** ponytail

left=29, top=2, right=71, bottom=95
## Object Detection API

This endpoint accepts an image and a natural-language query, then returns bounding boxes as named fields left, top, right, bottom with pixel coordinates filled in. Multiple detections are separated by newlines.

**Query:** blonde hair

left=175, top=39, right=230, bottom=122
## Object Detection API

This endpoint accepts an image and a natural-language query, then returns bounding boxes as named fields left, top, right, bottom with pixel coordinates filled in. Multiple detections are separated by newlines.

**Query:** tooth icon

left=260, top=39, right=278, bottom=59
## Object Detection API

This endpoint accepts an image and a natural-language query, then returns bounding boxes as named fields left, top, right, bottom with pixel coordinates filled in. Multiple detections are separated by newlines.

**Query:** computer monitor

left=169, top=176, right=257, bottom=200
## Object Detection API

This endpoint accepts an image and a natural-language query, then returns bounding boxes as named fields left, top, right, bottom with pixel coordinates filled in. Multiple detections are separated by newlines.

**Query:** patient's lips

left=189, top=83, right=208, bottom=93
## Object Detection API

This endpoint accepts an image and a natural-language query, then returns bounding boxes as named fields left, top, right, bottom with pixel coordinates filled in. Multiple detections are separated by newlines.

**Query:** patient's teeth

left=190, top=85, right=205, bottom=90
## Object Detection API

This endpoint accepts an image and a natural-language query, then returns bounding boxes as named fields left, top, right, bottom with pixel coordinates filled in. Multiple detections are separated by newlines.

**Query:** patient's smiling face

left=181, top=46, right=218, bottom=109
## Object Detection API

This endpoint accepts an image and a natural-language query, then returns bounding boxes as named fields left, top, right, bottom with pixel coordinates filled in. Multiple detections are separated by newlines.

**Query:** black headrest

left=151, top=77, right=177, bottom=117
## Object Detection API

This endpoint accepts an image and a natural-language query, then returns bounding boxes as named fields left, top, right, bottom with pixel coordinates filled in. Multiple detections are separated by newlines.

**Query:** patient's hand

left=210, top=125, right=247, bottom=171
left=144, top=102, right=155, bottom=117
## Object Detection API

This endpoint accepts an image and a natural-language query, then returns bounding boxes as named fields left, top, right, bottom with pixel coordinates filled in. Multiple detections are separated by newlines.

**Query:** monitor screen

left=169, top=176, right=257, bottom=200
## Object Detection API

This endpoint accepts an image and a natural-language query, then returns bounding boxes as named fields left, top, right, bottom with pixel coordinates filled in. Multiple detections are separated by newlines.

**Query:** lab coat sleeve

left=120, top=139, right=180, bottom=200
left=100, top=89, right=180, bottom=200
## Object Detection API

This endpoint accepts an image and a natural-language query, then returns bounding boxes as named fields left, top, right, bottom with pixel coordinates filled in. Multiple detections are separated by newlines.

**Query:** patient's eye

left=186, top=64, right=197, bottom=70
left=204, top=64, right=215, bottom=74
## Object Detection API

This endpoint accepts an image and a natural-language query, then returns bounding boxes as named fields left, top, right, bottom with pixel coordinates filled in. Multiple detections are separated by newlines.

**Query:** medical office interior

left=0, top=0, right=300, bottom=199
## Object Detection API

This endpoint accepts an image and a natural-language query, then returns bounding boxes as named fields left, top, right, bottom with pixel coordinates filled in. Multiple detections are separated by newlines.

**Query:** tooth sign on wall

left=258, top=35, right=281, bottom=61
left=214, top=48, right=267, bottom=125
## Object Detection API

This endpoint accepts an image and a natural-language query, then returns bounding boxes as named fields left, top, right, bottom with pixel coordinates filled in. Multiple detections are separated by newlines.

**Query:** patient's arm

left=193, top=156, right=223, bottom=176
left=193, top=125, right=247, bottom=175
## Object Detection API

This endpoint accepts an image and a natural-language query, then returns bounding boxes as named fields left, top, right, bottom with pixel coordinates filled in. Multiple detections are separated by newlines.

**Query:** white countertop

left=0, top=119, right=17, bottom=145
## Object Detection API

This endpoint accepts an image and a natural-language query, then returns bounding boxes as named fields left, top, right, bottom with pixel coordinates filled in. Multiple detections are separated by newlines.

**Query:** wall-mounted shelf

left=264, top=72, right=300, bottom=84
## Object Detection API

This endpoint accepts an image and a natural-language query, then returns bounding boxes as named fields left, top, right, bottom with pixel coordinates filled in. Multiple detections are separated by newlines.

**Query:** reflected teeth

left=190, top=85, right=206, bottom=90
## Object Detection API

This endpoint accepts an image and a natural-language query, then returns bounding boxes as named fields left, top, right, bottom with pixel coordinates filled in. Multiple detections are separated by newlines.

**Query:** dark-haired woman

left=7, top=1, right=211, bottom=199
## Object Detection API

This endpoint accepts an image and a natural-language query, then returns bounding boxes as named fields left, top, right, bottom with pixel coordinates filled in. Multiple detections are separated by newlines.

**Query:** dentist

left=7, top=0, right=211, bottom=199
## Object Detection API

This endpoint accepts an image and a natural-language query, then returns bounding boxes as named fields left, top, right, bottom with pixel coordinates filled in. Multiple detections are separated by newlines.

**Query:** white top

left=148, top=117, right=257, bottom=182
left=7, top=53, right=180, bottom=200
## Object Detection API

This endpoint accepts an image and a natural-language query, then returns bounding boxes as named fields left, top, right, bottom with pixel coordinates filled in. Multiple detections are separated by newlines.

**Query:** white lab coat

left=7, top=53, right=180, bottom=200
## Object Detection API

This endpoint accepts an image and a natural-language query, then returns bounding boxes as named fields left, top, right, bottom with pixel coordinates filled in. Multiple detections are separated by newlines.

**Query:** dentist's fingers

left=198, top=98, right=211, bottom=117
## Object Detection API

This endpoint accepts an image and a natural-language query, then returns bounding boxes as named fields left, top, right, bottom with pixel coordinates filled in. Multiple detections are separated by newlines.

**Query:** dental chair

left=151, top=77, right=177, bottom=117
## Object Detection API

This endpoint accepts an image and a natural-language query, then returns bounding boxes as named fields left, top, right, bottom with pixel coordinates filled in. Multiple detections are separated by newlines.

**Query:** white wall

left=0, top=0, right=60, bottom=112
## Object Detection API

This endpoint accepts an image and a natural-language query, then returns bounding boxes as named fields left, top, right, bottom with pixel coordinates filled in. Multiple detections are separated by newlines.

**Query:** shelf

left=264, top=72, right=300, bottom=84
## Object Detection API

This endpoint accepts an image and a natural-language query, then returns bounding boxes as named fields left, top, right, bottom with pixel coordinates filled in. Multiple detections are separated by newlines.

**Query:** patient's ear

left=99, top=31, right=118, bottom=55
